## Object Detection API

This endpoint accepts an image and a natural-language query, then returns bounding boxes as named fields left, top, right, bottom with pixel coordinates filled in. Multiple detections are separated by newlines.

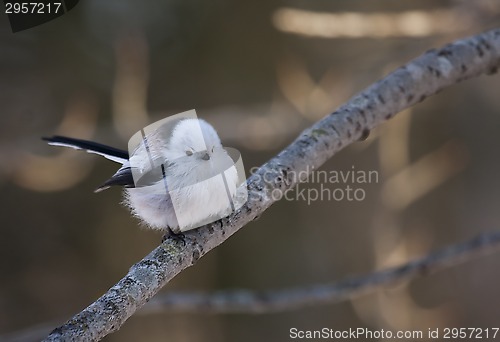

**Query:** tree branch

left=139, top=232, right=500, bottom=314
left=44, top=28, right=500, bottom=341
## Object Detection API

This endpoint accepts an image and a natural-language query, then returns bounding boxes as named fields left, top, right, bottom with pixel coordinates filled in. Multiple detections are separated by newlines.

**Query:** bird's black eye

left=211, top=146, right=215, bottom=153
left=185, top=150, right=193, bottom=156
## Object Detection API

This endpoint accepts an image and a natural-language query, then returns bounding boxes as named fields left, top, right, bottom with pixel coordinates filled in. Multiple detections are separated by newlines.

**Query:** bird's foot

left=162, top=227, right=186, bottom=246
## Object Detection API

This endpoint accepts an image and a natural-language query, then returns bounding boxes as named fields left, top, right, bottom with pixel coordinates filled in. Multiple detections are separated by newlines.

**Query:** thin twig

left=140, top=232, right=500, bottom=313
left=43, top=28, right=500, bottom=341
left=4, top=232, right=500, bottom=342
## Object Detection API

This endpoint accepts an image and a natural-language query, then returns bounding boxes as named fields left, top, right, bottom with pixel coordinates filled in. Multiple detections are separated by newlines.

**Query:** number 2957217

left=5, top=2, right=62, bottom=14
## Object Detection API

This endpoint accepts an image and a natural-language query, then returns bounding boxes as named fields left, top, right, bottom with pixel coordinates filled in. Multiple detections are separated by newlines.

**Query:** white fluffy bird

left=44, top=118, right=239, bottom=236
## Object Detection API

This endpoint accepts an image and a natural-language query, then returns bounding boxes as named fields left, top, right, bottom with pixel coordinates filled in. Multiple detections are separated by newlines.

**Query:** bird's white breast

left=124, top=165, right=238, bottom=233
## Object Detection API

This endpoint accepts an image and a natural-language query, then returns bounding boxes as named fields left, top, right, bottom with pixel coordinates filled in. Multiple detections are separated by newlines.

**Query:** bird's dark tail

left=43, top=135, right=135, bottom=192
left=42, top=135, right=129, bottom=164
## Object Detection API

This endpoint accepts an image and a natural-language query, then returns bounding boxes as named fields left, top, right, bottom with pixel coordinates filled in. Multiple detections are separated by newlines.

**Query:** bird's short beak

left=201, top=152, right=210, bottom=160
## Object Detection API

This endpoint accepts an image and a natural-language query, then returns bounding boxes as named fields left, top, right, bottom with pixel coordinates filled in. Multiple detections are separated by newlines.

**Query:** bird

left=43, top=118, right=240, bottom=238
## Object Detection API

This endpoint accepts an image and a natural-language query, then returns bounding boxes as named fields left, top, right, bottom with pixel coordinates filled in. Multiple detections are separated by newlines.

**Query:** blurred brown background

left=1, top=0, right=500, bottom=341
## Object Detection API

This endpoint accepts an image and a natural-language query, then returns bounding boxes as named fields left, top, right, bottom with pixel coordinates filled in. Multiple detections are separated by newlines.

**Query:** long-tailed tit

left=44, top=118, right=241, bottom=237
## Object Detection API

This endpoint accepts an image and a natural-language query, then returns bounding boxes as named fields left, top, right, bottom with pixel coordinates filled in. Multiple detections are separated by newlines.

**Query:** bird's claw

left=162, top=227, right=186, bottom=246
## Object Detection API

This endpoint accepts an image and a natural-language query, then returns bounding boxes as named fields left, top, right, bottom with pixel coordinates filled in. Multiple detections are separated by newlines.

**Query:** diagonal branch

left=44, top=28, right=500, bottom=341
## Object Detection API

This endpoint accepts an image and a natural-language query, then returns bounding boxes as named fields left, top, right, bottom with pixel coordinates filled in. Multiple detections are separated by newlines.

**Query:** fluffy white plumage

left=45, top=118, right=239, bottom=234
left=125, top=118, right=238, bottom=233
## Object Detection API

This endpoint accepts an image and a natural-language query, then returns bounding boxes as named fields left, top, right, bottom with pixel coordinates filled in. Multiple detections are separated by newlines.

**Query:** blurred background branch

left=140, top=232, right=500, bottom=314
left=3, top=231, right=499, bottom=342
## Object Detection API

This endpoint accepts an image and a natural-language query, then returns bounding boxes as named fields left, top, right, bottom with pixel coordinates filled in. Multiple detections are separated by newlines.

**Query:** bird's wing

left=95, top=162, right=135, bottom=192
